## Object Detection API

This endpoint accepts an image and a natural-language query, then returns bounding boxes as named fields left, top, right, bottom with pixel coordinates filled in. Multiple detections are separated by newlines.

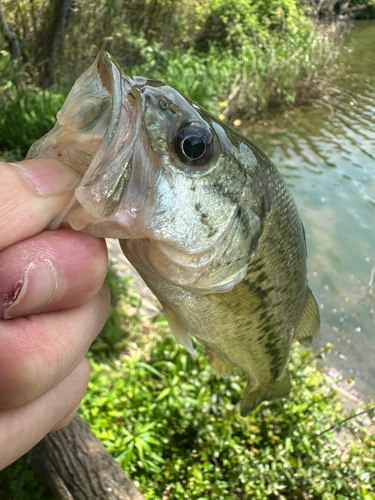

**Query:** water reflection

left=244, top=21, right=375, bottom=397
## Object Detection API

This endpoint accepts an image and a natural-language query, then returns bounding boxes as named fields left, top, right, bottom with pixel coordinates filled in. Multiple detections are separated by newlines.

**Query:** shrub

left=125, top=18, right=347, bottom=122
left=0, top=87, right=66, bottom=156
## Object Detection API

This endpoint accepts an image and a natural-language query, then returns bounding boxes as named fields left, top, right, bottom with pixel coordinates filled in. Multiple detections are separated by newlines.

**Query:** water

left=244, top=21, right=375, bottom=398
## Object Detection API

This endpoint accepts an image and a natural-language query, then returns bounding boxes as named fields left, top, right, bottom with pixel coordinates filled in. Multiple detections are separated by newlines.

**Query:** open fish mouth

left=27, top=52, right=145, bottom=236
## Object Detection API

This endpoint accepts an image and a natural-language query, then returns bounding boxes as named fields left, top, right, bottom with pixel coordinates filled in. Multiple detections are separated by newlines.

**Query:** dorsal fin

left=294, top=286, right=320, bottom=347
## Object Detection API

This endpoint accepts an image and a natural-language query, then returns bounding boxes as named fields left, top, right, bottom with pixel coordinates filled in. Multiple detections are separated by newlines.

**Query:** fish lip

left=28, top=52, right=147, bottom=236
left=76, top=53, right=144, bottom=218
left=95, top=51, right=121, bottom=92
left=85, top=51, right=123, bottom=171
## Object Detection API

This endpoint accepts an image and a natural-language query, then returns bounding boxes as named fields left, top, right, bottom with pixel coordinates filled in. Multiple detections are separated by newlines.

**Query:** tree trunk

left=45, top=0, right=72, bottom=86
left=0, top=0, right=23, bottom=71
left=30, top=415, right=145, bottom=500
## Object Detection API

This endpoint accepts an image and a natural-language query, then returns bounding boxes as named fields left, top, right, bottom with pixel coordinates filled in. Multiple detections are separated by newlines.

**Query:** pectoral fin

left=294, top=286, right=320, bottom=347
left=160, top=301, right=194, bottom=355
left=240, top=370, right=291, bottom=417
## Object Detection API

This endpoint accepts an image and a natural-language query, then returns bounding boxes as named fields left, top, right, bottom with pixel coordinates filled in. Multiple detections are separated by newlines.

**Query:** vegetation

left=1, top=265, right=374, bottom=499
left=0, top=88, right=66, bottom=156
left=0, top=0, right=352, bottom=159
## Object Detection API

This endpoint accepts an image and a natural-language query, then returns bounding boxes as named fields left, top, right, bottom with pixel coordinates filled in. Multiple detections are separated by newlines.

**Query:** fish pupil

left=182, top=135, right=206, bottom=160
left=174, top=124, right=214, bottom=167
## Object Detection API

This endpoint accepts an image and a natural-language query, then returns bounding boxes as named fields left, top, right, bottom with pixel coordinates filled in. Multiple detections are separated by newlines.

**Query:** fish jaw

left=26, top=52, right=160, bottom=238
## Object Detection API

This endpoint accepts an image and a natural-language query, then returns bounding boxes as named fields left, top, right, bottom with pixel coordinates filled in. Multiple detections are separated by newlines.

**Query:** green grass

left=0, top=88, right=66, bottom=157
left=82, top=320, right=375, bottom=500
left=2, top=264, right=373, bottom=500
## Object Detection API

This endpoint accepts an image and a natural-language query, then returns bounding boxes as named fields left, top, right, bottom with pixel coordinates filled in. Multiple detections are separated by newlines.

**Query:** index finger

left=0, top=160, right=80, bottom=251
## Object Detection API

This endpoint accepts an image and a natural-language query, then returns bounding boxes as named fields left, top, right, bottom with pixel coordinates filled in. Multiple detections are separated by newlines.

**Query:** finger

left=0, top=358, right=90, bottom=471
left=0, top=228, right=108, bottom=319
left=50, top=405, right=80, bottom=432
left=0, top=160, right=81, bottom=251
left=0, top=284, right=110, bottom=409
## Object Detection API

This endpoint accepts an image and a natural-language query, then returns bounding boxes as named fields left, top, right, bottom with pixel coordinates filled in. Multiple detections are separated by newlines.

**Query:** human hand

left=0, top=160, right=110, bottom=470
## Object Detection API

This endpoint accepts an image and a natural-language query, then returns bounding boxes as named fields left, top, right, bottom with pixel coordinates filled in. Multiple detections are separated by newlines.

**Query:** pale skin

left=0, top=159, right=110, bottom=470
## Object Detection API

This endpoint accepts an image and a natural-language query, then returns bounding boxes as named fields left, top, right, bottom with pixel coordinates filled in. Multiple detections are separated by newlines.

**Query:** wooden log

left=30, top=415, right=145, bottom=500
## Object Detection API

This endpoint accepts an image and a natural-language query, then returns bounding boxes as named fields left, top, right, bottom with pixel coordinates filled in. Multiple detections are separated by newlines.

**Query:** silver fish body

left=27, top=52, right=320, bottom=416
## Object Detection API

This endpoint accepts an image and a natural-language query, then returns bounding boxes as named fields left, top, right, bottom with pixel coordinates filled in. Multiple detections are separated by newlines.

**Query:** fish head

left=27, top=52, right=267, bottom=293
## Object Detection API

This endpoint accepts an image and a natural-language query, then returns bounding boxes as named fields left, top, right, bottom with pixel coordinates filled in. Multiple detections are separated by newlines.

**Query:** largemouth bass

left=27, top=52, right=320, bottom=416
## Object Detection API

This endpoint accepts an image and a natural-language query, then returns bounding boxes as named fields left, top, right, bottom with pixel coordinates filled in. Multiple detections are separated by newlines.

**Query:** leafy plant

left=123, top=16, right=348, bottom=122
left=81, top=328, right=375, bottom=500
left=0, top=87, right=66, bottom=156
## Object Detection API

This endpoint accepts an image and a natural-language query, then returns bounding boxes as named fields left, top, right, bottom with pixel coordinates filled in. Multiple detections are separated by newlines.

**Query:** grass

left=0, top=88, right=66, bottom=157
left=2, top=264, right=374, bottom=500
left=126, top=20, right=348, bottom=123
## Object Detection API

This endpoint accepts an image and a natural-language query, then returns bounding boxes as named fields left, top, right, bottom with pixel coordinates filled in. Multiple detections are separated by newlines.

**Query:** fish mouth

left=27, top=51, right=144, bottom=234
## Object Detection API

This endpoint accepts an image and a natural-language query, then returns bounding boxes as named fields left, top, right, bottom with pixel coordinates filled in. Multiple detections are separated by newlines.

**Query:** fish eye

left=175, top=124, right=214, bottom=166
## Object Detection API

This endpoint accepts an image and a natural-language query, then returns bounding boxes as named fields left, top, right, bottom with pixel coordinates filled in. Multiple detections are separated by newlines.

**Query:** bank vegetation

left=0, top=0, right=359, bottom=158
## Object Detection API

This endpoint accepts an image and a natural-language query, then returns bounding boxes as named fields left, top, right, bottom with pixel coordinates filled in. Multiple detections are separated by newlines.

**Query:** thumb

left=0, top=160, right=81, bottom=251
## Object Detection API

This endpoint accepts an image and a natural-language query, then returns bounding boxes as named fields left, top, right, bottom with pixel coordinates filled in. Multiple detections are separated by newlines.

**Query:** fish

left=27, top=51, right=320, bottom=416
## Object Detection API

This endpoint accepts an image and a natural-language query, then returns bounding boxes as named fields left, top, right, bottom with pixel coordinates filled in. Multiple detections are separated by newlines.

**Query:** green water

left=245, top=21, right=375, bottom=397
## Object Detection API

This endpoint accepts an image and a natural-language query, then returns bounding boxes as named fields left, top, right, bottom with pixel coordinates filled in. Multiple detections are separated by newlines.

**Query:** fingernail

left=10, top=160, right=81, bottom=196
left=4, top=260, right=59, bottom=319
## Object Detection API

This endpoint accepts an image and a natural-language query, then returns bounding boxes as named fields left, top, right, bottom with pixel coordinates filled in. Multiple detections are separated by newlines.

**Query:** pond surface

left=244, top=21, right=375, bottom=398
